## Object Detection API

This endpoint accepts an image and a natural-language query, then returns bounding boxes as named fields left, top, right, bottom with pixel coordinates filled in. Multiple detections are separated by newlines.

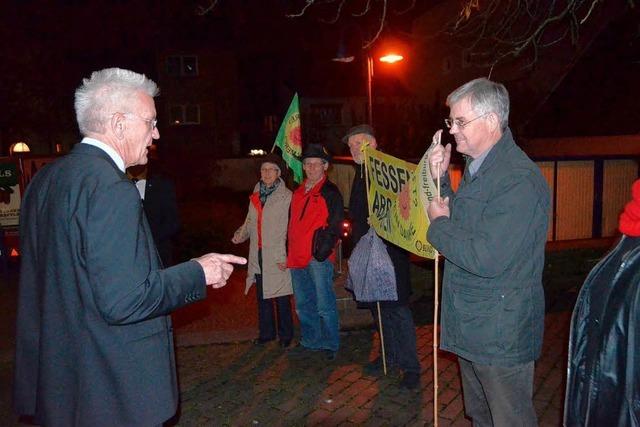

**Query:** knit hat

left=256, top=153, right=286, bottom=179
left=619, top=179, right=640, bottom=236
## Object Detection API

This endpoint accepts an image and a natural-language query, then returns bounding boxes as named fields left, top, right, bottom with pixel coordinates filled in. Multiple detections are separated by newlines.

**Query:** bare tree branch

left=196, top=0, right=220, bottom=16
left=320, top=0, right=348, bottom=24
left=352, top=0, right=372, bottom=17
left=363, top=0, right=387, bottom=48
left=286, top=0, right=317, bottom=18
left=393, top=0, right=416, bottom=15
left=197, top=0, right=630, bottom=68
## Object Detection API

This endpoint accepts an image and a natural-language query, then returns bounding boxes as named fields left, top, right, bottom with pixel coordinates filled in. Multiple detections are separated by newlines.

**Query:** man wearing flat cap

left=344, top=124, right=421, bottom=389
left=287, top=143, right=344, bottom=361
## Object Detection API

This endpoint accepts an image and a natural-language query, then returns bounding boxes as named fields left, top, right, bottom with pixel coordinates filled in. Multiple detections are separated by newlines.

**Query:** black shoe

left=253, top=338, right=274, bottom=346
left=399, top=372, right=420, bottom=390
left=279, top=339, right=292, bottom=348
left=287, top=343, right=311, bottom=356
left=325, top=350, right=338, bottom=361
left=363, top=359, right=383, bottom=376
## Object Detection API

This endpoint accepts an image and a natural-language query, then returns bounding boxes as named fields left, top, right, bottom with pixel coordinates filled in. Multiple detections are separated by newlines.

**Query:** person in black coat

left=13, top=68, right=246, bottom=426
left=128, top=161, right=180, bottom=267
left=344, top=124, right=421, bottom=389
left=564, top=179, right=640, bottom=426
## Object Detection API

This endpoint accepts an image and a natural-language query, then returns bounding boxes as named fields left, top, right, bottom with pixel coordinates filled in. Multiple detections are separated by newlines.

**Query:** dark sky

left=1, top=0, right=638, bottom=155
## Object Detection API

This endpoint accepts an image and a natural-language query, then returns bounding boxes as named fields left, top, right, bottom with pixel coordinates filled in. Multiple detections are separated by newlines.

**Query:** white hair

left=447, top=77, right=510, bottom=131
left=74, top=68, right=159, bottom=136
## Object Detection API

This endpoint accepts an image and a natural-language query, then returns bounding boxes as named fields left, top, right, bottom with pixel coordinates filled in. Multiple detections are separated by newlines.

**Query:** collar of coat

left=465, top=127, right=515, bottom=181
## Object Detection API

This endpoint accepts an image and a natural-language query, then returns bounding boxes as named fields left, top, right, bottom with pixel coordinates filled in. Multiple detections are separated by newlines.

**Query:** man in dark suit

left=128, top=160, right=180, bottom=266
left=13, top=67, right=246, bottom=427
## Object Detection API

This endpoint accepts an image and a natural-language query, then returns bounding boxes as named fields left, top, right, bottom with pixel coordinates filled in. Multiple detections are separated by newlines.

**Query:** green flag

left=272, top=93, right=303, bottom=183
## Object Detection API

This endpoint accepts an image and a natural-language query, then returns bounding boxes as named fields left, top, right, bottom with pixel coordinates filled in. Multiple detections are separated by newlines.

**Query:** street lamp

left=10, top=142, right=30, bottom=155
left=333, top=47, right=404, bottom=126
left=9, top=141, right=30, bottom=191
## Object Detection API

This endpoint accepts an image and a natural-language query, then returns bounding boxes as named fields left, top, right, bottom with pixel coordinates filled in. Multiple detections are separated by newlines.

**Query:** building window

left=462, top=49, right=473, bottom=68
left=264, top=115, right=278, bottom=132
left=308, top=104, right=343, bottom=126
left=166, top=55, right=199, bottom=77
left=442, top=56, right=452, bottom=74
left=169, top=104, right=201, bottom=125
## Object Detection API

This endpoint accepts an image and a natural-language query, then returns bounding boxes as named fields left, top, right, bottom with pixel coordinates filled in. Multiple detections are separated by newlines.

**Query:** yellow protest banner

left=364, top=147, right=437, bottom=259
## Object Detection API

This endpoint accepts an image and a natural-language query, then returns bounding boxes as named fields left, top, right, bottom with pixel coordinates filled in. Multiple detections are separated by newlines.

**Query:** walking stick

left=363, top=146, right=387, bottom=375
left=433, top=163, right=441, bottom=427
left=430, top=129, right=443, bottom=426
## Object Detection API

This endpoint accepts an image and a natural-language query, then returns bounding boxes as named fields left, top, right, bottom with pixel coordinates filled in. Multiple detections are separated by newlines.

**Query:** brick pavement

left=0, top=260, right=575, bottom=427
left=172, top=311, right=571, bottom=426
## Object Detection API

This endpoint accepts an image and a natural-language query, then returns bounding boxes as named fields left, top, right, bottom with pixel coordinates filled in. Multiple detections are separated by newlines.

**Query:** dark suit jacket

left=13, top=143, right=206, bottom=426
left=143, top=173, right=180, bottom=266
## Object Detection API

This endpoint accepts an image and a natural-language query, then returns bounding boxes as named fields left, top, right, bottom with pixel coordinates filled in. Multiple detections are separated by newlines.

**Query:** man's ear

left=111, top=113, right=126, bottom=139
left=487, top=112, right=500, bottom=133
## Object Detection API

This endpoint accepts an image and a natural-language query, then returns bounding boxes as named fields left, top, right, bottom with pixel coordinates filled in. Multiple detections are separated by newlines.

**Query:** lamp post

left=9, top=141, right=30, bottom=191
left=334, top=48, right=404, bottom=126
left=366, top=55, right=373, bottom=125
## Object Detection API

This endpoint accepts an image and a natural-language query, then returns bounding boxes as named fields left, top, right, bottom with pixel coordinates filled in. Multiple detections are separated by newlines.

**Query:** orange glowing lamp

left=379, top=53, right=404, bottom=64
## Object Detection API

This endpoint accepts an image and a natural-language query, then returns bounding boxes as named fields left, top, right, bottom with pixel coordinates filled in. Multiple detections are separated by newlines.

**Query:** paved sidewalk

left=1, top=250, right=583, bottom=426
left=172, top=311, right=570, bottom=426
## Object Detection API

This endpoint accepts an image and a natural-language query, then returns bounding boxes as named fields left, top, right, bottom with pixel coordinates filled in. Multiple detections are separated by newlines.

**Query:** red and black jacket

left=287, top=175, right=344, bottom=268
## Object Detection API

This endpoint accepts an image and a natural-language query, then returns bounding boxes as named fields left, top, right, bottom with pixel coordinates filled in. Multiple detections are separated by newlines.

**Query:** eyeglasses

left=444, top=113, right=488, bottom=129
left=112, top=112, right=158, bottom=130
left=260, top=166, right=279, bottom=172
left=124, top=113, right=158, bottom=130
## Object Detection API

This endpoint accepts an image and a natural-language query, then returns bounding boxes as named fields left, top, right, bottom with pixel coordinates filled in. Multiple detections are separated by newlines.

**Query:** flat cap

left=342, top=124, right=376, bottom=143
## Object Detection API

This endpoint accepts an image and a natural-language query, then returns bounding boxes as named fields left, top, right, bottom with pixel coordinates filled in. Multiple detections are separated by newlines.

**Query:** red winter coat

left=287, top=175, right=344, bottom=268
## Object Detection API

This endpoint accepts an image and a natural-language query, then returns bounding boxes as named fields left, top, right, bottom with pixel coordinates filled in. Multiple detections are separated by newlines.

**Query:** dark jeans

left=458, top=358, right=537, bottom=427
left=374, top=304, right=420, bottom=374
left=255, top=273, right=293, bottom=342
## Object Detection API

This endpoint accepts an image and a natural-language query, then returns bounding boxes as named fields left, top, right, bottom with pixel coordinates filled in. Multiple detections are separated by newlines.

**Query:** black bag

left=312, top=227, right=336, bottom=262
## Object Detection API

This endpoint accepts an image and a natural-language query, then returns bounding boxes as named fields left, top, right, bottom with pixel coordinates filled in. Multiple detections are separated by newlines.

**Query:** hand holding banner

left=364, top=146, right=439, bottom=259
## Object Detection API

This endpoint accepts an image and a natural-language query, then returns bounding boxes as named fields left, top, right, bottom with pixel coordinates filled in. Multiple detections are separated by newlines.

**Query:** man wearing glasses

left=287, top=143, right=344, bottom=361
left=427, top=78, right=550, bottom=426
left=13, top=68, right=246, bottom=426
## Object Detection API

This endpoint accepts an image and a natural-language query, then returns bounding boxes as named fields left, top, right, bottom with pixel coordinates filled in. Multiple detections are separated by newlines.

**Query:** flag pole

left=363, top=145, right=387, bottom=376
left=433, top=163, right=441, bottom=427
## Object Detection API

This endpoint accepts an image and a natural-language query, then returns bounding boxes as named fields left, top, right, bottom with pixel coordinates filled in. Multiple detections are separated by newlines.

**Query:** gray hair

left=74, top=68, right=159, bottom=136
left=447, top=78, right=510, bottom=131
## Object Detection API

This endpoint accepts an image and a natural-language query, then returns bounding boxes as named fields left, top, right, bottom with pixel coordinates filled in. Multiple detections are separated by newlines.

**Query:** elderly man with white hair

left=13, top=67, right=246, bottom=426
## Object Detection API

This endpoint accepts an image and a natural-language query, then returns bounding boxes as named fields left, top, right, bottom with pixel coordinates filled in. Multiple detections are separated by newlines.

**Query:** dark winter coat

left=427, top=128, right=551, bottom=366
left=564, top=235, right=640, bottom=426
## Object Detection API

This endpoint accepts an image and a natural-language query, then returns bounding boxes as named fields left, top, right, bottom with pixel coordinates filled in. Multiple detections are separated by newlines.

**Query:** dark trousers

left=458, top=358, right=537, bottom=427
left=255, top=273, right=293, bottom=342
left=374, top=304, right=420, bottom=374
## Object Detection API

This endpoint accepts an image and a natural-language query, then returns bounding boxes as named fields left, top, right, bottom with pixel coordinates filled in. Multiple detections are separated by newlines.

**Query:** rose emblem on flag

left=398, top=183, right=411, bottom=220
left=288, top=126, right=302, bottom=155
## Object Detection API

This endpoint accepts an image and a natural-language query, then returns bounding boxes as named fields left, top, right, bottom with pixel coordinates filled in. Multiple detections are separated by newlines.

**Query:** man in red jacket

left=287, top=143, right=344, bottom=361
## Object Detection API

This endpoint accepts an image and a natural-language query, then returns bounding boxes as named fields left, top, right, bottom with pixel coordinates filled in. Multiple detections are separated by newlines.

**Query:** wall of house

left=209, top=153, right=638, bottom=242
